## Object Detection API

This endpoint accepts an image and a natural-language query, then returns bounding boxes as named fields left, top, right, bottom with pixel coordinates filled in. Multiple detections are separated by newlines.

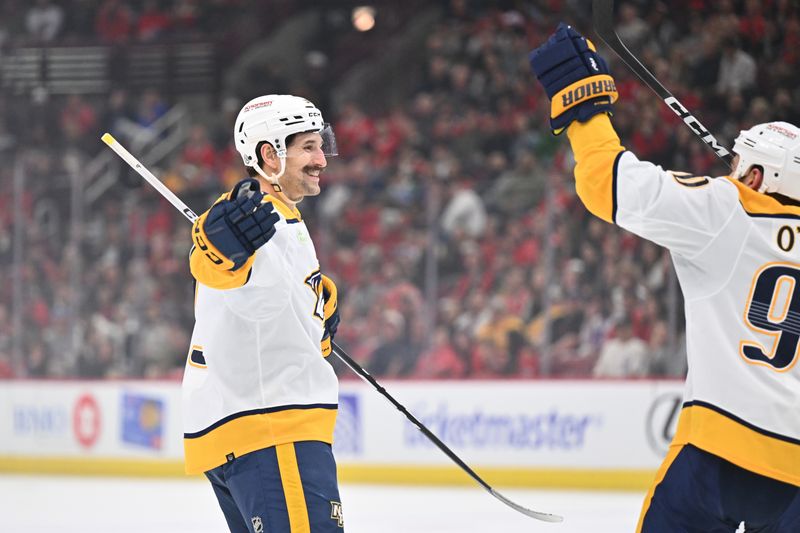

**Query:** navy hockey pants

left=639, top=444, right=800, bottom=532
left=205, top=441, right=344, bottom=533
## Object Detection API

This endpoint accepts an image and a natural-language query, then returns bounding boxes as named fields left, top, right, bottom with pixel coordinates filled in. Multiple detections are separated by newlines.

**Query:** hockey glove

left=529, top=22, right=618, bottom=135
left=320, top=275, right=340, bottom=357
left=192, top=178, right=280, bottom=271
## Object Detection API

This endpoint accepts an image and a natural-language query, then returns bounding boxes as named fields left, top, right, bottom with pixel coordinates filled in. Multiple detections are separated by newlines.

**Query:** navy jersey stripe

left=184, top=403, right=339, bottom=439
left=611, top=150, right=625, bottom=224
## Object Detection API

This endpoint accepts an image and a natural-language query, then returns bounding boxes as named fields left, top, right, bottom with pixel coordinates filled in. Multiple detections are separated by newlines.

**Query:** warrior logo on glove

left=529, top=22, right=618, bottom=135
left=555, top=76, right=617, bottom=117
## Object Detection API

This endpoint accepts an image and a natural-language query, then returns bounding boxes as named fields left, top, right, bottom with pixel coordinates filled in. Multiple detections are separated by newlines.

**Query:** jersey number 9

left=740, top=263, right=800, bottom=372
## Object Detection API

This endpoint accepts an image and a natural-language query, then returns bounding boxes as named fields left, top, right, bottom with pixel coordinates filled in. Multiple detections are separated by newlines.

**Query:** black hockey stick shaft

left=592, top=0, right=733, bottom=166
left=101, top=132, right=563, bottom=523
left=331, top=342, right=563, bottom=522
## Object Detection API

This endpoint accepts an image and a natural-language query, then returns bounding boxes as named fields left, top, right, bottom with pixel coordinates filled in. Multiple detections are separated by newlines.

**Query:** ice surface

left=0, top=475, right=644, bottom=532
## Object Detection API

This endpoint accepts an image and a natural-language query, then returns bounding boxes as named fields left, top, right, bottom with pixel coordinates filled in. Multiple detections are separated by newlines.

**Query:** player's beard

left=282, top=164, right=323, bottom=202
left=299, top=164, right=323, bottom=196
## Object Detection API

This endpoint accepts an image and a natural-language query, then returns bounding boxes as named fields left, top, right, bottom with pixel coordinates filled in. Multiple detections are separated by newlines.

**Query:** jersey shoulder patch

left=668, top=171, right=710, bottom=188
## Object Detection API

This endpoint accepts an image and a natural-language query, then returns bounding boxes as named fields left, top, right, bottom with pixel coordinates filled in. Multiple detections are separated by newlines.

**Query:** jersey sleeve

left=567, top=115, right=740, bottom=258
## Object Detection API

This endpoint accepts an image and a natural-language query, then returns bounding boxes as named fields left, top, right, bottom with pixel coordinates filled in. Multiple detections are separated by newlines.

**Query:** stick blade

left=490, top=488, right=564, bottom=523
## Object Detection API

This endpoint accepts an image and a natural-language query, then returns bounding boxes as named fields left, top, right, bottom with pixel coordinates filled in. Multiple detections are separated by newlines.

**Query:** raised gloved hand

left=529, top=22, right=618, bottom=135
left=320, top=275, right=340, bottom=357
left=192, top=178, right=279, bottom=271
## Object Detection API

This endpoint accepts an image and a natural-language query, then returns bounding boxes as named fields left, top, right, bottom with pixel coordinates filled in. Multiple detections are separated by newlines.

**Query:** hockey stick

left=328, top=343, right=564, bottom=523
left=101, top=132, right=563, bottom=524
left=591, top=0, right=733, bottom=166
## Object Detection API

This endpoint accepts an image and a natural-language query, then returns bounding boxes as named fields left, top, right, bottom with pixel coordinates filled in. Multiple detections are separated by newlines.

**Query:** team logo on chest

left=296, top=226, right=310, bottom=243
left=304, top=269, right=325, bottom=321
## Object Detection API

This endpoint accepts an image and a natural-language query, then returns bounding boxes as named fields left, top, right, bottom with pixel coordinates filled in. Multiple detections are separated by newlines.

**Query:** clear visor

left=320, top=123, right=338, bottom=157
left=285, top=123, right=337, bottom=158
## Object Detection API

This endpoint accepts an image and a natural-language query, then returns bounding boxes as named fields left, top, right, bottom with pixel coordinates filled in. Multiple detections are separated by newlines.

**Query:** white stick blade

left=490, top=488, right=564, bottom=523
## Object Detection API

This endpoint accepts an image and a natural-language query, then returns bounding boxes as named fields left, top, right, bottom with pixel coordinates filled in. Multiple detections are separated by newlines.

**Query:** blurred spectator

left=99, top=88, right=137, bottom=140
left=470, top=338, right=513, bottom=378
left=60, top=94, right=98, bottom=149
left=615, top=3, right=649, bottom=52
left=173, top=0, right=200, bottom=35
left=440, top=180, right=487, bottom=239
left=137, top=0, right=172, bottom=42
left=592, top=316, right=649, bottom=378
left=136, top=89, right=168, bottom=130
left=412, top=326, right=466, bottom=379
left=3, top=0, right=796, bottom=382
left=486, top=151, right=544, bottom=213
left=95, top=0, right=133, bottom=44
left=717, top=35, right=757, bottom=97
left=25, top=0, right=64, bottom=42
left=649, top=321, right=687, bottom=378
left=365, top=309, right=417, bottom=377
left=180, top=124, right=217, bottom=170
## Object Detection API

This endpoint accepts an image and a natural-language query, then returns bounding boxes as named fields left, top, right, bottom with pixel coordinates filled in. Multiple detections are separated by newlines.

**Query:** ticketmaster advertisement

left=0, top=380, right=683, bottom=480
left=332, top=380, right=683, bottom=469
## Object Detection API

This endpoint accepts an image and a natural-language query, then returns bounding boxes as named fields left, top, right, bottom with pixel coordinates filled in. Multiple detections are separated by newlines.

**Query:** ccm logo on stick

left=665, top=97, right=730, bottom=158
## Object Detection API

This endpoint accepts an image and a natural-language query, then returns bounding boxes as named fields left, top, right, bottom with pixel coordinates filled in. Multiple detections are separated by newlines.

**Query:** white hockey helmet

left=233, top=94, right=337, bottom=184
left=732, top=121, right=800, bottom=199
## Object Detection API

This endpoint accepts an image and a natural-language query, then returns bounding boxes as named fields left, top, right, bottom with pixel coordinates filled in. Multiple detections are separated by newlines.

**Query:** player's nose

left=312, top=148, right=327, bottom=168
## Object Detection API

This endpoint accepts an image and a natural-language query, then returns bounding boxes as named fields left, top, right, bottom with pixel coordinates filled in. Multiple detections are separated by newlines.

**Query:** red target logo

left=73, top=394, right=101, bottom=449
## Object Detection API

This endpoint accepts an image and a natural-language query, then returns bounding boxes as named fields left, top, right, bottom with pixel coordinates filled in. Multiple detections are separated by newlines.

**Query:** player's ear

left=747, top=165, right=764, bottom=191
left=752, top=165, right=764, bottom=191
left=260, top=143, right=279, bottom=173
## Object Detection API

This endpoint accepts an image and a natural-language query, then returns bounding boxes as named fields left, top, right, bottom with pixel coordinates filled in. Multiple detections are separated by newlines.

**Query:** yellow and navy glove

left=320, top=275, right=340, bottom=357
left=192, top=178, right=279, bottom=271
left=529, top=22, right=618, bottom=135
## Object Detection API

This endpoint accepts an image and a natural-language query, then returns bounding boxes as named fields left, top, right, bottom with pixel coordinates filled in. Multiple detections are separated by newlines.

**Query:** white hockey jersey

left=568, top=115, right=800, bottom=487
left=182, top=194, right=338, bottom=475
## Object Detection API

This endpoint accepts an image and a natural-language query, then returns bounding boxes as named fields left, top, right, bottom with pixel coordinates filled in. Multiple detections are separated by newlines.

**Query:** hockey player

left=183, top=94, right=345, bottom=532
left=530, top=24, right=800, bottom=532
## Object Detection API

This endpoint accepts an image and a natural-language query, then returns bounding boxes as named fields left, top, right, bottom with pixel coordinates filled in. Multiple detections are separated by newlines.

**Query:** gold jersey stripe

left=183, top=407, right=337, bottom=474
left=727, top=176, right=800, bottom=217
left=265, top=194, right=302, bottom=221
left=635, top=444, right=683, bottom=533
left=567, top=114, right=626, bottom=223
left=673, top=404, right=800, bottom=486
left=276, top=443, right=311, bottom=533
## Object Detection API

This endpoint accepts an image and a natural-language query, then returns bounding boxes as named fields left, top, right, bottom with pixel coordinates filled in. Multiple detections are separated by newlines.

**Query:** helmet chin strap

left=253, top=156, right=287, bottom=189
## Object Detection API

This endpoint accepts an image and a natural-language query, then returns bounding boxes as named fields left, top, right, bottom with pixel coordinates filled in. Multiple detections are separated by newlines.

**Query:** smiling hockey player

left=183, top=94, right=344, bottom=532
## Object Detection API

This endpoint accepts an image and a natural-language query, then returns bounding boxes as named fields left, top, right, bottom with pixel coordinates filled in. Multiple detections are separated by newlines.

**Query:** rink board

left=0, top=380, right=683, bottom=489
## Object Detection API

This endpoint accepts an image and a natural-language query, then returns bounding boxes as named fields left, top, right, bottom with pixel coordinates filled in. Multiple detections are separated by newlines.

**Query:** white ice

left=0, top=474, right=644, bottom=532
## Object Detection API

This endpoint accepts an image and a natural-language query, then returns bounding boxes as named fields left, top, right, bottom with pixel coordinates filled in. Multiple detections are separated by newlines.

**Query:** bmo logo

left=73, top=393, right=102, bottom=449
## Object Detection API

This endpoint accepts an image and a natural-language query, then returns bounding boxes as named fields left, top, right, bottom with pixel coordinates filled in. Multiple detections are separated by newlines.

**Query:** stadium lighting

left=352, top=6, right=376, bottom=32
